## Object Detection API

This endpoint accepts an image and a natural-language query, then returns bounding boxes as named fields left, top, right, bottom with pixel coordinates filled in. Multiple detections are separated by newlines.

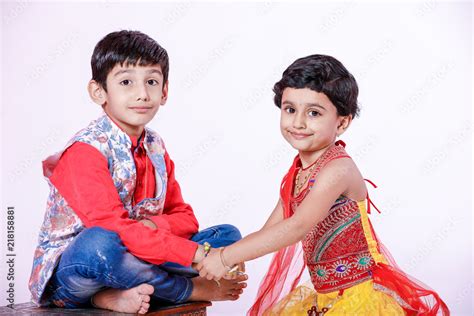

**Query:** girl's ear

left=88, top=80, right=107, bottom=106
left=337, top=115, right=352, bottom=136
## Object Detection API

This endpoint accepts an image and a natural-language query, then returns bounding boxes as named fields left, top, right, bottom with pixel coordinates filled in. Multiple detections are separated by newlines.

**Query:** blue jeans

left=47, top=224, right=241, bottom=308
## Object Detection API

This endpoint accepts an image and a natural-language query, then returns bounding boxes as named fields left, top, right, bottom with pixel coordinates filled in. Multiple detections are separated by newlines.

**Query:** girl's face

left=280, top=87, right=351, bottom=161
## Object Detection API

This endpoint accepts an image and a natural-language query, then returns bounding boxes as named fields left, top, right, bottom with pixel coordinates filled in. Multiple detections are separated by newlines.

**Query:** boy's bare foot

left=92, top=283, right=154, bottom=314
left=188, top=273, right=248, bottom=301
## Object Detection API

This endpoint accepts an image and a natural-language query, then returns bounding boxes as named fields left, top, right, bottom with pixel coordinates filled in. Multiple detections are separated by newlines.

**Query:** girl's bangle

left=219, top=247, right=239, bottom=273
left=219, top=247, right=232, bottom=270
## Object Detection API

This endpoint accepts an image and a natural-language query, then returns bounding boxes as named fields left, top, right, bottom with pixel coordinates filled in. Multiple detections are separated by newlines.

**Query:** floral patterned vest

left=28, top=114, right=168, bottom=305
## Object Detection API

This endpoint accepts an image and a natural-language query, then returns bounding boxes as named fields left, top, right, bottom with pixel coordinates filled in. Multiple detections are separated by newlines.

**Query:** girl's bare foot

left=188, top=273, right=248, bottom=301
left=92, top=283, right=154, bottom=314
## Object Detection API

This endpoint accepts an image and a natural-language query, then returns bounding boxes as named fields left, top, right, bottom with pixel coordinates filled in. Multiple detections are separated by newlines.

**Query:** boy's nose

left=135, top=84, right=150, bottom=102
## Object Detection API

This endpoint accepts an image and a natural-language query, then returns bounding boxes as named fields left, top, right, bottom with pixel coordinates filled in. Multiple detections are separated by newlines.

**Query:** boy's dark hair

left=91, top=30, right=169, bottom=91
left=273, top=54, right=359, bottom=117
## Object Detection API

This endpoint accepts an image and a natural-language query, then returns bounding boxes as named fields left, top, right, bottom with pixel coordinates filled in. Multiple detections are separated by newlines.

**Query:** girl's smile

left=279, top=87, right=351, bottom=167
left=287, top=130, right=314, bottom=140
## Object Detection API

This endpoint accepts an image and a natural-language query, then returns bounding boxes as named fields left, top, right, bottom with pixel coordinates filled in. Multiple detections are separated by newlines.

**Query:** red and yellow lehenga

left=248, top=141, right=449, bottom=316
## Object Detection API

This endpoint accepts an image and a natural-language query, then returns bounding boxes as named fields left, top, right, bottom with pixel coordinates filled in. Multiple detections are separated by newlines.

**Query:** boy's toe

left=141, top=301, right=150, bottom=310
left=138, top=284, right=154, bottom=295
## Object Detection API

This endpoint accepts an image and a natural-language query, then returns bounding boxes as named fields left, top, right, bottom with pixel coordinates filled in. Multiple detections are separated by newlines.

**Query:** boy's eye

left=285, top=107, right=296, bottom=114
left=147, top=79, right=158, bottom=86
left=120, top=79, right=132, bottom=86
left=308, top=110, right=320, bottom=117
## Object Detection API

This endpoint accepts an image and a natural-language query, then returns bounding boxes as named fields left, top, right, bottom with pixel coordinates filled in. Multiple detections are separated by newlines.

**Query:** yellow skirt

left=263, top=280, right=405, bottom=316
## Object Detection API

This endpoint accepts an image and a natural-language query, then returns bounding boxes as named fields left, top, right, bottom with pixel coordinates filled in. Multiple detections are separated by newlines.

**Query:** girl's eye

left=285, top=107, right=296, bottom=114
left=120, top=79, right=131, bottom=86
left=147, top=79, right=158, bottom=86
left=309, top=110, right=320, bottom=117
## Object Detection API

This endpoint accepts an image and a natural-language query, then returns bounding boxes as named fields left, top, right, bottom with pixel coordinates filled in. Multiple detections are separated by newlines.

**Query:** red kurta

left=50, top=135, right=199, bottom=266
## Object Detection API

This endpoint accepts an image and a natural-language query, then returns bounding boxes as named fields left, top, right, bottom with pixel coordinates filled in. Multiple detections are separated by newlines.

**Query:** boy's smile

left=88, top=63, right=168, bottom=137
left=280, top=88, right=351, bottom=167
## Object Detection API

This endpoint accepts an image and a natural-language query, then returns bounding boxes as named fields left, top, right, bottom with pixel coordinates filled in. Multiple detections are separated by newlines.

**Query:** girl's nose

left=293, top=113, right=306, bottom=129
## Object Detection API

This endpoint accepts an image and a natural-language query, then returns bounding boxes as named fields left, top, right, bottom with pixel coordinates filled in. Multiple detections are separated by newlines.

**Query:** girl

left=197, top=54, right=449, bottom=315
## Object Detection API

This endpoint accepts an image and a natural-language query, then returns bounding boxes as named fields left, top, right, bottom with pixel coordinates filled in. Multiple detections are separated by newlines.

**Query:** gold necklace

left=294, top=163, right=317, bottom=196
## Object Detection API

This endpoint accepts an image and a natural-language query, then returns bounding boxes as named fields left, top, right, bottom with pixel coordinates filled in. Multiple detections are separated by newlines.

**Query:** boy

left=28, top=30, right=247, bottom=315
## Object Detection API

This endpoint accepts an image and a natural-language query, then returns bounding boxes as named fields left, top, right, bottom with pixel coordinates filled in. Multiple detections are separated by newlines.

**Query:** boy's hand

left=139, top=219, right=157, bottom=230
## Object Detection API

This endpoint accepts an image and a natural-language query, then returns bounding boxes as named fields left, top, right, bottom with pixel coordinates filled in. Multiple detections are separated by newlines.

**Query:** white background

left=1, top=1, right=472, bottom=315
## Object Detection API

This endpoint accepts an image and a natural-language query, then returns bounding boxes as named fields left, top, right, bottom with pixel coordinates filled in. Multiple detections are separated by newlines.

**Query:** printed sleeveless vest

left=28, top=114, right=167, bottom=305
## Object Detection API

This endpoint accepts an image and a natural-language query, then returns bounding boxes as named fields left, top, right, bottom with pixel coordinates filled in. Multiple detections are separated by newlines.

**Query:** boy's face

left=280, top=87, right=350, bottom=156
left=89, top=63, right=168, bottom=137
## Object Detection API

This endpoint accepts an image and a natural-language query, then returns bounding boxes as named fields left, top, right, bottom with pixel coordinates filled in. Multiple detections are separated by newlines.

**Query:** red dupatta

left=247, top=156, right=306, bottom=315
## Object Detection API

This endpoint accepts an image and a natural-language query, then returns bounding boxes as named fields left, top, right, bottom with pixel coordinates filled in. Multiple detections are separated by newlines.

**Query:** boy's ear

left=337, top=115, right=352, bottom=136
left=160, top=81, right=169, bottom=105
left=87, top=80, right=107, bottom=106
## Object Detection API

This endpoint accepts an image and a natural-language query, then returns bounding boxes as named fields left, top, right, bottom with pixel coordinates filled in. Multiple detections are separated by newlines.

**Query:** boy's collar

left=101, top=113, right=147, bottom=149
left=129, top=133, right=145, bottom=148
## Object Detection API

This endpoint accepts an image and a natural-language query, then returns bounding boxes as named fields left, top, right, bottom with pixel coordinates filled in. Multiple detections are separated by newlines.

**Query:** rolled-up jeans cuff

left=175, top=277, right=194, bottom=303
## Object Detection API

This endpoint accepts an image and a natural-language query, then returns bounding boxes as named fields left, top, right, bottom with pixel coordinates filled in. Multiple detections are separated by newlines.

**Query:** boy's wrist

left=193, top=244, right=205, bottom=263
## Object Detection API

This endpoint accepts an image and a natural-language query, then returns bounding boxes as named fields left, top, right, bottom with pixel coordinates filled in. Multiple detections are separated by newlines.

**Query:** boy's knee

left=54, top=227, right=126, bottom=289
left=191, top=224, right=242, bottom=248
left=216, top=224, right=242, bottom=242
left=69, top=226, right=122, bottom=259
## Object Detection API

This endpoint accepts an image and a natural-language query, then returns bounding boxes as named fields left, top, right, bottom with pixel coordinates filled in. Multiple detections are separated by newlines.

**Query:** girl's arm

left=261, top=199, right=284, bottom=230
left=197, top=158, right=352, bottom=280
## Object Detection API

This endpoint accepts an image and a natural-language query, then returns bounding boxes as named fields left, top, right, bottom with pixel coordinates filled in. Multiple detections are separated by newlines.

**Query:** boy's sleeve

left=49, top=142, right=198, bottom=267
left=149, top=152, right=199, bottom=239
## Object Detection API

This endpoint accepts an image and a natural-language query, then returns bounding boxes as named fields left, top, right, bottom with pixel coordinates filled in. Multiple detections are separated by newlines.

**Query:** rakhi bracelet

left=203, top=242, right=211, bottom=257
left=219, top=247, right=239, bottom=273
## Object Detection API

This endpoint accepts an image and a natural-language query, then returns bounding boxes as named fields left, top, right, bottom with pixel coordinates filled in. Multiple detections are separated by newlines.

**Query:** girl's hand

left=196, top=248, right=228, bottom=281
left=223, top=262, right=246, bottom=280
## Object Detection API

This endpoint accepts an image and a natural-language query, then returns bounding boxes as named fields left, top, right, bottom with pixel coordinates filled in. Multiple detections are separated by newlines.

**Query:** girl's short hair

left=273, top=54, right=359, bottom=117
